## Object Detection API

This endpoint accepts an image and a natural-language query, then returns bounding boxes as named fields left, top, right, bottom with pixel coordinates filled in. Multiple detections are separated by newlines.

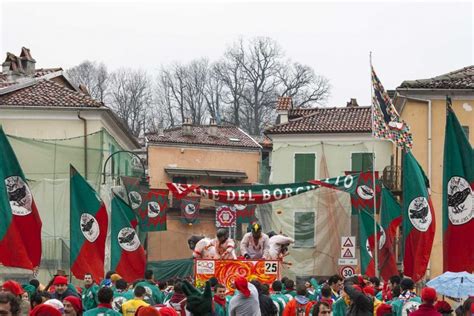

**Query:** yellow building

left=393, top=65, right=474, bottom=278
left=146, top=120, right=262, bottom=262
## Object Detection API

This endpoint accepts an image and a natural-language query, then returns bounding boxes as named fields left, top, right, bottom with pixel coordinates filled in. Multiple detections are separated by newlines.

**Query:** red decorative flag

left=180, top=196, right=200, bottom=224
left=70, top=165, right=107, bottom=281
left=346, top=171, right=380, bottom=215
left=235, top=204, right=257, bottom=224
left=110, top=193, right=146, bottom=282
left=379, top=187, right=401, bottom=281
left=0, top=127, right=42, bottom=270
left=402, top=152, right=436, bottom=282
left=443, top=98, right=474, bottom=272
left=358, top=209, right=378, bottom=277
left=216, top=204, right=236, bottom=228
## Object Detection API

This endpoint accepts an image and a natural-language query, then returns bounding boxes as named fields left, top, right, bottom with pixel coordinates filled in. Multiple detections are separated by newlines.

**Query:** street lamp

left=102, top=150, right=148, bottom=187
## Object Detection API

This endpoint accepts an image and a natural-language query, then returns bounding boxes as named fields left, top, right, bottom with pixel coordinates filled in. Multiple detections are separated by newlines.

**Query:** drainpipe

left=77, top=111, right=88, bottom=179
left=397, top=95, right=432, bottom=279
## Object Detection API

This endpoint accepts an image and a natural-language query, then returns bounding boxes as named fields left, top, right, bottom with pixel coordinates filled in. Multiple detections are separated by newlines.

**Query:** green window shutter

left=294, top=153, right=315, bottom=182
left=294, top=212, right=315, bottom=248
left=351, top=153, right=373, bottom=172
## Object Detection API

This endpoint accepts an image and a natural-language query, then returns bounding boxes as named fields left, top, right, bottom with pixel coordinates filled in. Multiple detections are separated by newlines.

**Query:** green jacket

left=84, top=305, right=122, bottom=316
left=214, top=301, right=227, bottom=316
left=271, top=293, right=289, bottom=316
left=82, top=284, right=100, bottom=311
left=332, top=297, right=348, bottom=316
left=135, top=281, right=163, bottom=305
left=391, top=296, right=421, bottom=316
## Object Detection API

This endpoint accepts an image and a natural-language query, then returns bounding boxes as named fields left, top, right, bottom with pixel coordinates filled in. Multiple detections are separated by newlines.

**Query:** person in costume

left=188, top=235, right=218, bottom=259
left=264, top=232, right=294, bottom=260
left=81, top=273, right=99, bottom=311
left=213, top=228, right=237, bottom=259
left=240, top=222, right=270, bottom=259
left=84, top=287, right=121, bottom=316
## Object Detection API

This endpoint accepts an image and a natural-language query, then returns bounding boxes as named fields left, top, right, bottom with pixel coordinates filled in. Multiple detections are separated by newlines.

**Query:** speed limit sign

left=340, top=266, right=355, bottom=278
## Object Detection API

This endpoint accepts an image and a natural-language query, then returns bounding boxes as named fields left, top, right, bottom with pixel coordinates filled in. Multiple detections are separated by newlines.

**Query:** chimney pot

left=347, top=98, right=359, bottom=107
left=182, top=118, right=193, bottom=136
left=209, top=118, right=218, bottom=136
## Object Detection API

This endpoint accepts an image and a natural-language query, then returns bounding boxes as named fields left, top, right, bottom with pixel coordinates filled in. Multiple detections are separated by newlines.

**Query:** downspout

left=77, top=111, right=88, bottom=179
left=398, top=95, right=432, bottom=279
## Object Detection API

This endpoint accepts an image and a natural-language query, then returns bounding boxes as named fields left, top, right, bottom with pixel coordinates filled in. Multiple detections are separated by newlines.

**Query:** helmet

left=251, top=222, right=262, bottom=233
left=216, top=228, right=229, bottom=239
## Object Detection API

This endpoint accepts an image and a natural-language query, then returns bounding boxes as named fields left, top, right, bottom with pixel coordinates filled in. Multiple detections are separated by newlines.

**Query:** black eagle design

left=360, top=186, right=373, bottom=197
left=130, top=193, right=141, bottom=205
left=8, top=185, right=27, bottom=205
left=148, top=203, right=160, bottom=214
left=119, top=231, right=136, bottom=244
left=448, top=188, right=470, bottom=214
left=81, top=218, right=95, bottom=233
left=409, top=205, right=429, bottom=223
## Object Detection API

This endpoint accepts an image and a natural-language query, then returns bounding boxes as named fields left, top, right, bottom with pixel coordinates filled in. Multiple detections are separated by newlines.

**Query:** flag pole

left=370, top=52, right=379, bottom=278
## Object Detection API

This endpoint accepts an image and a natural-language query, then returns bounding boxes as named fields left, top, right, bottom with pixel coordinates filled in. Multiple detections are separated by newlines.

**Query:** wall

left=399, top=96, right=474, bottom=279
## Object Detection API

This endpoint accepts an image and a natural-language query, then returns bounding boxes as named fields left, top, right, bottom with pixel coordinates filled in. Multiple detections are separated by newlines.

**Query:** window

left=294, top=212, right=315, bottom=248
left=172, top=176, right=187, bottom=184
left=351, top=153, right=373, bottom=172
left=462, top=126, right=469, bottom=139
left=294, top=153, right=316, bottom=182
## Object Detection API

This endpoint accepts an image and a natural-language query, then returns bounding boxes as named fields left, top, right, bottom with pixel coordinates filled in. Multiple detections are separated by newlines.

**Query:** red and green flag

left=346, top=171, right=380, bottom=215
left=180, top=196, right=200, bottom=224
left=443, top=98, right=474, bottom=272
left=167, top=174, right=358, bottom=204
left=70, top=165, right=107, bottom=281
left=358, top=209, right=383, bottom=277
left=0, top=127, right=42, bottom=270
left=111, top=193, right=146, bottom=282
left=379, top=187, right=401, bottom=281
left=402, top=152, right=435, bottom=282
left=121, top=176, right=168, bottom=231
left=235, top=204, right=256, bottom=224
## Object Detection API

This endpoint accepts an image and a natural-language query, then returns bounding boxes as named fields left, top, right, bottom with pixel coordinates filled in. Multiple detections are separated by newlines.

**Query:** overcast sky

left=1, top=1, right=472, bottom=106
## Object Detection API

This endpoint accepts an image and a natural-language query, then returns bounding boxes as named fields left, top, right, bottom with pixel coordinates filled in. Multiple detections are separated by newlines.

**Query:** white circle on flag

left=80, top=213, right=100, bottom=242
left=357, top=185, right=374, bottom=200
left=117, top=227, right=140, bottom=251
left=408, top=197, right=432, bottom=232
left=5, top=176, right=33, bottom=216
left=128, top=191, right=142, bottom=209
left=366, top=226, right=386, bottom=258
left=185, top=203, right=196, bottom=215
left=148, top=201, right=160, bottom=218
left=447, top=176, right=473, bottom=225
left=234, top=204, right=246, bottom=210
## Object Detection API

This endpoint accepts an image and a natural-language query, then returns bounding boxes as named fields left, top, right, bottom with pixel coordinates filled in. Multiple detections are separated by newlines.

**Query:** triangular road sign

left=343, top=248, right=354, bottom=258
left=343, top=237, right=354, bottom=247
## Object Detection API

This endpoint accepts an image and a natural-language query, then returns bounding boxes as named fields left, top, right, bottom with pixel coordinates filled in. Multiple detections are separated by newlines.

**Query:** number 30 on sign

left=340, top=266, right=355, bottom=278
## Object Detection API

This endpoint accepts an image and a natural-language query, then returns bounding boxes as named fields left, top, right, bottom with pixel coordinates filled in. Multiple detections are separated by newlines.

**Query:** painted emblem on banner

left=366, top=226, right=386, bottom=258
left=447, top=176, right=473, bottom=225
left=117, top=227, right=140, bottom=251
left=129, top=191, right=142, bottom=209
left=357, top=185, right=374, bottom=200
left=147, top=201, right=161, bottom=218
left=185, top=203, right=197, bottom=215
left=5, top=176, right=33, bottom=216
left=408, top=197, right=432, bottom=232
left=234, top=204, right=246, bottom=210
left=80, top=213, right=100, bottom=242
left=216, top=205, right=236, bottom=227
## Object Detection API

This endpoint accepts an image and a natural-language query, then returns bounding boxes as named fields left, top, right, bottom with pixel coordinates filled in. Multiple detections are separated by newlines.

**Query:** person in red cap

left=51, top=276, right=79, bottom=301
left=433, top=300, right=452, bottom=316
left=64, top=295, right=83, bottom=316
left=135, top=306, right=160, bottom=315
left=29, top=303, right=63, bottom=316
left=1, top=281, right=24, bottom=297
left=409, top=287, right=440, bottom=316
left=228, top=276, right=261, bottom=315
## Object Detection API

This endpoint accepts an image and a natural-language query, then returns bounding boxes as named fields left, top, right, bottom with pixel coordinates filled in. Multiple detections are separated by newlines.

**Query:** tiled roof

left=33, top=68, right=62, bottom=78
left=147, top=125, right=261, bottom=149
left=276, top=96, right=292, bottom=110
left=0, top=79, right=103, bottom=108
left=266, top=106, right=372, bottom=134
left=251, top=134, right=273, bottom=148
left=398, top=66, right=474, bottom=89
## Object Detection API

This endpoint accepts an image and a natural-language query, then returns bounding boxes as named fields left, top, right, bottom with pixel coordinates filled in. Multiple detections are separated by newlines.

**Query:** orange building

left=146, top=119, right=262, bottom=263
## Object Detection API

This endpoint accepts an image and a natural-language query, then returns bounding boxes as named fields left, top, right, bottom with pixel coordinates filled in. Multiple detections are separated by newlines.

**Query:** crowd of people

left=1, top=269, right=473, bottom=316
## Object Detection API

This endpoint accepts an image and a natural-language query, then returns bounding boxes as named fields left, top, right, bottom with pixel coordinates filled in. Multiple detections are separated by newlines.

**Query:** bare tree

left=203, top=63, right=224, bottom=123
left=66, top=60, right=109, bottom=102
left=278, top=62, right=330, bottom=107
left=154, top=69, right=176, bottom=128
left=184, top=59, right=208, bottom=124
left=108, top=68, right=152, bottom=137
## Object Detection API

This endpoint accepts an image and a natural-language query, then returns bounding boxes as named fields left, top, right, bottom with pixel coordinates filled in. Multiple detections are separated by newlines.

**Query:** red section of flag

left=379, top=216, right=401, bottom=281
left=114, top=243, right=146, bottom=283
left=71, top=204, right=107, bottom=282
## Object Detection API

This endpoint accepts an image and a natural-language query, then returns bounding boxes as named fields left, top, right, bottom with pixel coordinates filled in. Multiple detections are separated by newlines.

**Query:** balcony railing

left=382, top=165, right=402, bottom=193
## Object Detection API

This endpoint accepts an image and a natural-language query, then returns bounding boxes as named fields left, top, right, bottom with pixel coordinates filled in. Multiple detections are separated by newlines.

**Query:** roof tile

left=398, top=66, right=474, bottom=89
left=147, top=125, right=261, bottom=149
left=266, top=106, right=371, bottom=134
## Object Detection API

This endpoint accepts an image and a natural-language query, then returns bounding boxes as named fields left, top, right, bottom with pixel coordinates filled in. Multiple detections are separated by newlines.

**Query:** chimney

left=208, top=118, right=217, bottom=136
left=276, top=96, right=292, bottom=124
left=182, top=117, right=193, bottom=136
left=346, top=98, right=359, bottom=107
left=19, top=47, right=36, bottom=76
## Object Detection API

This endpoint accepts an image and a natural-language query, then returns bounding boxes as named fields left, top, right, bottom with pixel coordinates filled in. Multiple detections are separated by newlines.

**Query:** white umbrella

left=426, top=271, right=474, bottom=298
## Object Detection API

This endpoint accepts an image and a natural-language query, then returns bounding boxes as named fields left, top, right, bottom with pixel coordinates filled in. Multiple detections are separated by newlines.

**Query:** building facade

left=393, top=65, right=474, bottom=278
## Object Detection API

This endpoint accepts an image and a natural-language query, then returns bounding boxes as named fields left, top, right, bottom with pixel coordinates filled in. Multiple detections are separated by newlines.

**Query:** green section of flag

left=358, top=209, right=376, bottom=275
left=380, top=188, right=401, bottom=230
left=0, top=127, right=18, bottom=240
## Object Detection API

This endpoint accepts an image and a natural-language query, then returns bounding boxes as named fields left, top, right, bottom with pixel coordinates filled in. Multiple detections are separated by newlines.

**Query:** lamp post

left=102, top=150, right=148, bottom=187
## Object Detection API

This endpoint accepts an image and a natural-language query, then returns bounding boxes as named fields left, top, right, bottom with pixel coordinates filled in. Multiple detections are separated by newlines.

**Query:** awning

left=164, top=167, right=248, bottom=179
